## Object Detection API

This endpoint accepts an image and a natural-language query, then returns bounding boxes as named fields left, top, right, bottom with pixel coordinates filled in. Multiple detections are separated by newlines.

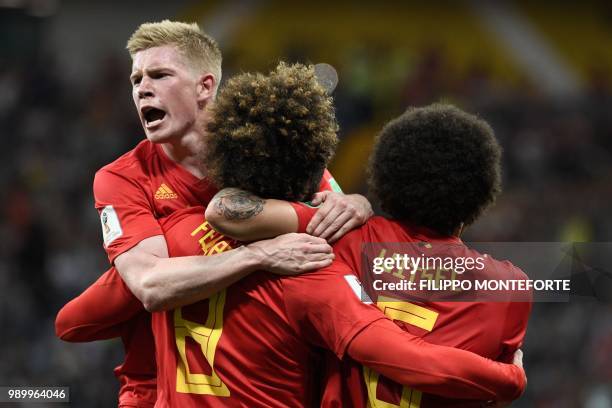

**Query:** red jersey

left=58, top=208, right=525, bottom=407
left=322, top=216, right=532, bottom=407
left=152, top=206, right=385, bottom=407
left=90, top=138, right=338, bottom=407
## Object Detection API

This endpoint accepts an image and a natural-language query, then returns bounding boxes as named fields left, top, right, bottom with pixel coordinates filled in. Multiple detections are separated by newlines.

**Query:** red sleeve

left=289, top=202, right=318, bottom=233
left=348, top=319, right=526, bottom=401
left=55, top=267, right=144, bottom=342
left=94, top=169, right=162, bottom=264
left=498, top=268, right=532, bottom=363
left=283, top=261, right=385, bottom=358
left=289, top=169, right=343, bottom=232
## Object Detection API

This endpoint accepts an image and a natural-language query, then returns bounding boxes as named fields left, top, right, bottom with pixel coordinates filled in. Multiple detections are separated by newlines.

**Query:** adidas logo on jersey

left=155, top=183, right=178, bottom=199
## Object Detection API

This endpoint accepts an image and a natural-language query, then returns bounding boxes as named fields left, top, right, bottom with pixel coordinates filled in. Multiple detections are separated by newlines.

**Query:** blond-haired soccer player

left=83, top=20, right=371, bottom=406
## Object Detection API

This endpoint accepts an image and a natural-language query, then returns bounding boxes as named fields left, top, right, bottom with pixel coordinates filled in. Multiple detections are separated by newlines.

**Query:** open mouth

left=142, top=107, right=166, bottom=128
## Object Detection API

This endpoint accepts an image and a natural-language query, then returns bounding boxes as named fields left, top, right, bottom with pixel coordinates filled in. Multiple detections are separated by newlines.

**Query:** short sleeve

left=282, top=261, right=385, bottom=359
left=289, top=169, right=343, bottom=232
left=289, top=202, right=318, bottom=233
left=94, top=169, right=162, bottom=263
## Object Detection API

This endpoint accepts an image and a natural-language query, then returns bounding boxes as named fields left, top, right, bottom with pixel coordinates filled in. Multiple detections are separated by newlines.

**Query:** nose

left=137, top=77, right=154, bottom=99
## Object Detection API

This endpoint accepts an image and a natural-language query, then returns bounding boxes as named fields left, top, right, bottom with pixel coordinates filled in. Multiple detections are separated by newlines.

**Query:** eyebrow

left=130, top=66, right=176, bottom=82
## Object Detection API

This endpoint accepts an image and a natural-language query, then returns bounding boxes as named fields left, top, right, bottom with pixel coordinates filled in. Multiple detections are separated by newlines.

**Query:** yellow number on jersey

left=175, top=289, right=230, bottom=396
left=364, top=296, right=439, bottom=408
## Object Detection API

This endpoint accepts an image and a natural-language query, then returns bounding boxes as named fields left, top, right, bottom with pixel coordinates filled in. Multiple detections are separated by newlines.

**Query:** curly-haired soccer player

left=209, top=104, right=531, bottom=407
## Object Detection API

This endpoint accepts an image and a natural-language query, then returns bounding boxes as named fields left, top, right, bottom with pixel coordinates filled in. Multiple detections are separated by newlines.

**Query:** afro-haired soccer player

left=72, top=20, right=371, bottom=407
left=58, top=65, right=526, bottom=407
left=211, top=104, right=532, bottom=407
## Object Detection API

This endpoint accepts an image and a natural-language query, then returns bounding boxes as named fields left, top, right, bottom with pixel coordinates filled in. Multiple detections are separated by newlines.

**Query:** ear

left=196, top=73, right=216, bottom=106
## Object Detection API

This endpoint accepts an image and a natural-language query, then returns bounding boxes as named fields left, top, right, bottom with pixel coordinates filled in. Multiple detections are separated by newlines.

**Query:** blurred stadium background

left=0, top=0, right=611, bottom=406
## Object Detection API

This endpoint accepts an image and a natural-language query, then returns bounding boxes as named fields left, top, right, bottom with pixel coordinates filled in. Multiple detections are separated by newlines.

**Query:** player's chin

left=144, top=125, right=174, bottom=143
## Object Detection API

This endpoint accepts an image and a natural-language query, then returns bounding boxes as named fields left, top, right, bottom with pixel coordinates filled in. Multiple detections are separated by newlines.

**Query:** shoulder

left=94, top=140, right=157, bottom=186
left=96, top=140, right=156, bottom=178
left=93, top=140, right=159, bottom=201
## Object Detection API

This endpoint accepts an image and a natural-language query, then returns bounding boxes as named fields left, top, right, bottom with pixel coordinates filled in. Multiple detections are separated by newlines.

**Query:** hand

left=306, top=192, right=373, bottom=243
left=246, top=233, right=334, bottom=276
left=512, top=349, right=523, bottom=370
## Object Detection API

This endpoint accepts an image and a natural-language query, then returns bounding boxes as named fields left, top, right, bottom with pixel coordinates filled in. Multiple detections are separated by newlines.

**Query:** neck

left=160, top=131, right=206, bottom=179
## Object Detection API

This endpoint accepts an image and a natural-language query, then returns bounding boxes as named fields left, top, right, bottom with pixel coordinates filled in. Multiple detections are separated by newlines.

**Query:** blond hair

left=127, top=20, right=222, bottom=88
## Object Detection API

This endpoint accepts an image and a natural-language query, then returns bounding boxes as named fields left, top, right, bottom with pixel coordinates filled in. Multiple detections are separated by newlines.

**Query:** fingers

left=303, top=243, right=333, bottom=254
left=306, top=199, right=335, bottom=235
left=327, top=218, right=360, bottom=244
left=289, top=233, right=329, bottom=247
left=297, top=258, right=334, bottom=273
left=513, top=349, right=523, bottom=368
left=318, top=209, right=353, bottom=240
left=309, top=191, right=329, bottom=206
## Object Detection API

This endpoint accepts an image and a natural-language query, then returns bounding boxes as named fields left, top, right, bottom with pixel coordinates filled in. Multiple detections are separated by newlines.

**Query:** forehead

left=131, top=45, right=189, bottom=73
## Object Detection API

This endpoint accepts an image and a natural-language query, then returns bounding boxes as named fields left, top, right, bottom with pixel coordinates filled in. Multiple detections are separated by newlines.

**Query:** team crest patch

left=344, top=275, right=373, bottom=304
left=100, top=205, right=123, bottom=246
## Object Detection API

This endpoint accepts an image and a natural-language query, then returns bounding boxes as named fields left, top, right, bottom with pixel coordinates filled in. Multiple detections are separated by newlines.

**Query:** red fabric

left=91, top=140, right=217, bottom=407
left=55, top=270, right=155, bottom=408
left=347, top=319, right=525, bottom=401
left=63, top=146, right=338, bottom=407
left=321, top=216, right=532, bottom=407
left=55, top=268, right=142, bottom=341
left=289, top=202, right=318, bottom=233
left=151, top=207, right=383, bottom=407
left=93, top=140, right=218, bottom=264
left=290, top=168, right=338, bottom=233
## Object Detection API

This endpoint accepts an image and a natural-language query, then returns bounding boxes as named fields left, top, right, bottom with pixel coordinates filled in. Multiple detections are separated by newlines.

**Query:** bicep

left=114, top=235, right=168, bottom=294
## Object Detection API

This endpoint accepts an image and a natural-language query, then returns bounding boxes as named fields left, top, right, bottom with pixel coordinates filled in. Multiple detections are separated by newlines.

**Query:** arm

left=205, top=188, right=300, bottom=241
left=306, top=191, right=373, bottom=243
left=55, top=268, right=143, bottom=342
left=205, top=189, right=371, bottom=243
left=206, top=169, right=372, bottom=244
left=347, top=319, right=525, bottom=401
left=282, top=262, right=525, bottom=403
left=95, top=169, right=333, bottom=313
left=499, top=300, right=532, bottom=363
left=115, top=233, right=333, bottom=312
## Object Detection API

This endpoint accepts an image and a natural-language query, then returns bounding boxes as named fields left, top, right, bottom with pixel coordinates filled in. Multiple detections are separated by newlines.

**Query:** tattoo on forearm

left=212, top=188, right=266, bottom=220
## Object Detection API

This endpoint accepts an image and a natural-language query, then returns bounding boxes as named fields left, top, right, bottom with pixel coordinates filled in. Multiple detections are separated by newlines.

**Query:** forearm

left=55, top=269, right=142, bottom=342
left=348, top=320, right=525, bottom=401
left=120, top=246, right=261, bottom=312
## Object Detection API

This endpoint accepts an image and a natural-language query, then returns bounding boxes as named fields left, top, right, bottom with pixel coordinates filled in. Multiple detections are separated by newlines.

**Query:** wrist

left=242, top=243, right=269, bottom=272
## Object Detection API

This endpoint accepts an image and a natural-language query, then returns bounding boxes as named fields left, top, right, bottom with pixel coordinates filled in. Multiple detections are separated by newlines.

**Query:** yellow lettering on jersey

left=191, top=221, right=233, bottom=255
left=205, top=241, right=231, bottom=256
left=364, top=297, right=439, bottom=408
left=175, top=290, right=230, bottom=396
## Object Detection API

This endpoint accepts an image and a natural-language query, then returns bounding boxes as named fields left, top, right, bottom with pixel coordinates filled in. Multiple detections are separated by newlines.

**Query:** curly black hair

left=203, top=62, right=338, bottom=201
left=368, top=104, right=502, bottom=235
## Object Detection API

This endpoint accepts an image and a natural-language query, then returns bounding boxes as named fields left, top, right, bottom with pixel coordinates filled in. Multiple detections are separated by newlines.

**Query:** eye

left=152, top=72, right=169, bottom=79
left=131, top=77, right=141, bottom=86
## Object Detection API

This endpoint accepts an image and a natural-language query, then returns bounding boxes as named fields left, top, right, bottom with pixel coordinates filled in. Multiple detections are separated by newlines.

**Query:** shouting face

left=130, top=45, right=205, bottom=143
